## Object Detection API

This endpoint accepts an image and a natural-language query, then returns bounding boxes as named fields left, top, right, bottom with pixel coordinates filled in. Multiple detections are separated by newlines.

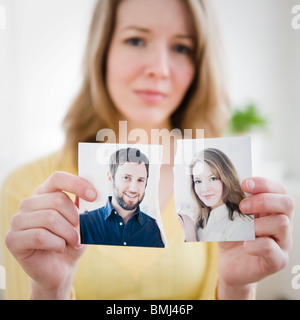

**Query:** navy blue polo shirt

left=80, top=197, right=165, bottom=248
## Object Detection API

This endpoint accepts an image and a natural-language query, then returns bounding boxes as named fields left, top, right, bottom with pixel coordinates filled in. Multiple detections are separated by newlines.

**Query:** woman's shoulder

left=231, top=211, right=253, bottom=224
left=228, top=211, right=255, bottom=241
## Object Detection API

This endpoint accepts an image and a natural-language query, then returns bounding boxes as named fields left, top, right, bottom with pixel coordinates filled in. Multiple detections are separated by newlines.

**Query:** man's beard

left=113, top=183, right=145, bottom=211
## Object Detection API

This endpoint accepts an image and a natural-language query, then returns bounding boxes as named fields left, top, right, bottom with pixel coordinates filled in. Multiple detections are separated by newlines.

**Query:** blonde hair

left=62, top=0, right=230, bottom=162
left=189, top=148, right=250, bottom=228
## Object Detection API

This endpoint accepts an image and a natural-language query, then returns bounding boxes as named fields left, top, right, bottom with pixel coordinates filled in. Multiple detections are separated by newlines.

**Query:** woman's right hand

left=5, top=171, right=97, bottom=299
left=177, top=214, right=198, bottom=242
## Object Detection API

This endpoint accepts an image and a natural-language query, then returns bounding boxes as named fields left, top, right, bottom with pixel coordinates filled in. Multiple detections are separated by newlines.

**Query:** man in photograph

left=80, top=147, right=165, bottom=247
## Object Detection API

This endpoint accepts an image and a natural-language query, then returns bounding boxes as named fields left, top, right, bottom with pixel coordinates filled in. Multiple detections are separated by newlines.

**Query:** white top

left=196, top=204, right=255, bottom=242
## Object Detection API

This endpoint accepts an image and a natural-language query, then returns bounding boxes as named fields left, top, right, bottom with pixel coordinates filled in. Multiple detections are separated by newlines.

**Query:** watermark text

left=96, top=121, right=204, bottom=165
left=291, top=5, right=300, bottom=30
left=0, top=4, right=6, bottom=30
left=0, top=265, right=5, bottom=290
left=291, top=265, right=300, bottom=290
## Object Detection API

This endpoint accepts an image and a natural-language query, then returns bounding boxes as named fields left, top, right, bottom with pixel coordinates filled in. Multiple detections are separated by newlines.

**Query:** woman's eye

left=194, top=180, right=201, bottom=184
left=125, top=38, right=145, bottom=47
left=173, top=44, right=192, bottom=55
left=210, top=177, right=218, bottom=182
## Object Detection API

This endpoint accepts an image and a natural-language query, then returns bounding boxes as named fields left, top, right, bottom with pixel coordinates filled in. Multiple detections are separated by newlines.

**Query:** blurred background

left=0, top=0, right=299, bottom=299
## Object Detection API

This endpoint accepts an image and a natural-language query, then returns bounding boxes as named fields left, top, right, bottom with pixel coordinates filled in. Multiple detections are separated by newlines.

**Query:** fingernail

left=74, top=235, right=83, bottom=249
left=74, top=244, right=83, bottom=250
left=241, top=199, right=251, bottom=212
left=86, top=188, right=96, bottom=200
left=246, top=179, right=255, bottom=191
left=75, top=242, right=83, bottom=250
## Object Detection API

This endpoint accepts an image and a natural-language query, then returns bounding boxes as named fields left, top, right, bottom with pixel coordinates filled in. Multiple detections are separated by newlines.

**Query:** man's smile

left=125, top=193, right=138, bottom=200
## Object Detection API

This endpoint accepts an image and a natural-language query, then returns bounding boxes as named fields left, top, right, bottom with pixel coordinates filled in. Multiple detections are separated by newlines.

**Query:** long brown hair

left=189, top=148, right=251, bottom=229
left=62, top=0, right=230, bottom=162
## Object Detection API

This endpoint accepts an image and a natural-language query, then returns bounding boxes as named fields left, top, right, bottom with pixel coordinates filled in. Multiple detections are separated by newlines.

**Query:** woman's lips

left=202, top=194, right=214, bottom=200
left=134, top=90, right=167, bottom=104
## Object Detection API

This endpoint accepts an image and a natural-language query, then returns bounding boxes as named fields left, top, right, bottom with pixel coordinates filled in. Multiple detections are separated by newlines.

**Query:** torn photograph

left=78, top=143, right=166, bottom=248
left=174, top=136, right=255, bottom=242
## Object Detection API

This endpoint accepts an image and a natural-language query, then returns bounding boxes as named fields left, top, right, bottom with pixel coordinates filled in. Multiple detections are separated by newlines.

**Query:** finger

left=242, top=177, right=287, bottom=195
left=177, top=215, right=184, bottom=230
left=35, top=172, right=97, bottom=202
left=177, top=214, right=193, bottom=226
left=177, top=214, right=183, bottom=221
left=11, top=210, right=81, bottom=249
left=240, top=193, right=295, bottom=219
left=19, top=192, right=79, bottom=227
left=75, top=196, right=79, bottom=209
left=244, top=237, right=289, bottom=275
left=5, top=228, right=67, bottom=257
left=254, top=215, right=292, bottom=251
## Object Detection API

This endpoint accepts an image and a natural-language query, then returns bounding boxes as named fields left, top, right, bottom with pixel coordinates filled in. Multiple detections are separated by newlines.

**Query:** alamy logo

left=0, top=265, right=5, bottom=290
left=0, top=4, right=6, bottom=30
left=291, top=265, right=300, bottom=290
left=291, top=5, right=300, bottom=30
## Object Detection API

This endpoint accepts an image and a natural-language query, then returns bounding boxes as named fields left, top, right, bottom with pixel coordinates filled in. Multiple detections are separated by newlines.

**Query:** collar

left=104, top=196, right=145, bottom=225
left=209, top=204, right=228, bottom=223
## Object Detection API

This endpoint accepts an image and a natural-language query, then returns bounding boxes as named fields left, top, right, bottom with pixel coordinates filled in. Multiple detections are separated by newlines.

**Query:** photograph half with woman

left=0, top=0, right=294, bottom=300
left=178, top=147, right=255, bottom=242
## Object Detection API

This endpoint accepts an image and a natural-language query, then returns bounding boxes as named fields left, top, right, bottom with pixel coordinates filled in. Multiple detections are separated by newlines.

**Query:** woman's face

left=106, top=0, right=196, bottom=129
left=192, top=162, right=224, bottom=210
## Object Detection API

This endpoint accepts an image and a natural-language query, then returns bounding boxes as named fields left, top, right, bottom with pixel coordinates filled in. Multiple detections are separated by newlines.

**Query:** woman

left=179, top=148, right=255, bottom=242
left=0, top=0, right=294, bottom=300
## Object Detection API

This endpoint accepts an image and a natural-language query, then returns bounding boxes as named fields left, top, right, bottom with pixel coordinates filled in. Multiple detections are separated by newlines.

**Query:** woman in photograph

left=0, top=0, right=294, bottom=300
left=178, top=148, right=255, bottom=242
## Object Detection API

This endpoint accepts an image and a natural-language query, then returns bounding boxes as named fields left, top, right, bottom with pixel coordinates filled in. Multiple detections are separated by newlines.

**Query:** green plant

left=228, top=103, right=267, bottom=134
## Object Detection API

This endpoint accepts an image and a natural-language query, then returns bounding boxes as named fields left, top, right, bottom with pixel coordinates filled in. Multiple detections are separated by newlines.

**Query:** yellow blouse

left=0, top=152, right=219, bottom=300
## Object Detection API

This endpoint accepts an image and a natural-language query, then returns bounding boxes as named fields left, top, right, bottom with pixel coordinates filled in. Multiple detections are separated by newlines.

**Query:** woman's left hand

left=218, top=177, right=294, bottom=300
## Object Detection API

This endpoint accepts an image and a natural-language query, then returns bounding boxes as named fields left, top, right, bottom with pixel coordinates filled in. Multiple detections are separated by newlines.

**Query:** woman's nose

left=145, top=45, right=170, bottom=79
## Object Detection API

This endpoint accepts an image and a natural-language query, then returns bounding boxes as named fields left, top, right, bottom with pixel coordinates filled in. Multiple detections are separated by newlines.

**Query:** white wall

left=212, top=0, right=300, bottom=179
left=212, top=0, right=300, bottom=299
left=0, top=0, right=96, bottom=184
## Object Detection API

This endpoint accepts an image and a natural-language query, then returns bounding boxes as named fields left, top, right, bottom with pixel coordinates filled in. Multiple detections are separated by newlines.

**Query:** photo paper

left=78, top=143, right=166, bottom=248
left=174, top=136, right=255, bottom=242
